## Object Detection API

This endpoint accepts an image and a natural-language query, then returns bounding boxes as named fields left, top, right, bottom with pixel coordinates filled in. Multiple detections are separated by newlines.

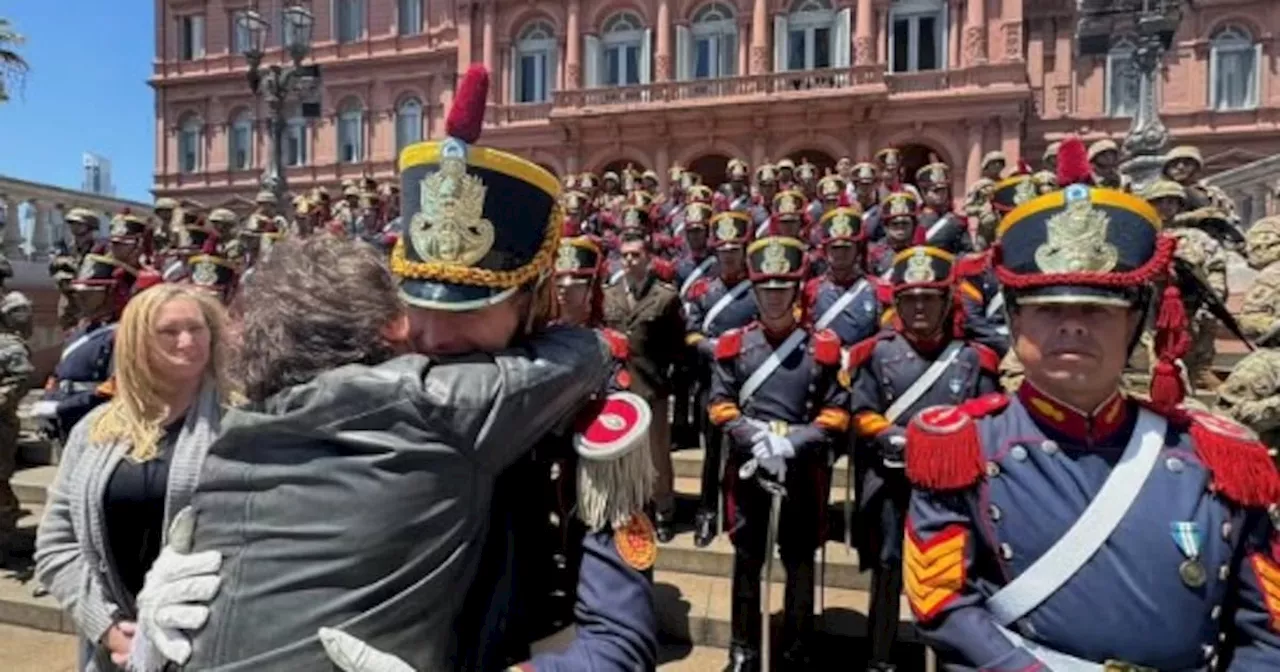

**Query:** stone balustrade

left=0, top=175, right=154, bottom=263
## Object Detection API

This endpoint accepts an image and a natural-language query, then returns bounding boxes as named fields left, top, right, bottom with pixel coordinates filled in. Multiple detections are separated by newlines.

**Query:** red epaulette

left=812, top=329, right=841, bottom=366
left=715, top=328, right=744, bottom=360
left=844, top=335, right=880, bottom=371
left=687, top=278, right=710, bottom=301
left=970, top=342, right=1001, bottom=374
left=1179, top=408, right=1280, bottom=509
left=958, top=392, right=1010, bottom=418
left=802, top=276, right=822, bottom=308
left=653, top=258, right=676, bottom=282
left=905, top=406, right=985, bottom=491
left=954, top=251, right=991, bottom=279
left=599, top=328, right=629, bottom=360
left=874, top=280, right=894, bottom=305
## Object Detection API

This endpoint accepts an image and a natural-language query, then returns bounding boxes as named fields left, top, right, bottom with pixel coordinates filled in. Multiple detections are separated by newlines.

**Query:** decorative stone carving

left=1003, top=22, right=1022, bottom=61
left=963, top=25, right=987, bottom=65
left=854, top=36, right=875, bottom=66
left=750, top=45, right=769, bottom=75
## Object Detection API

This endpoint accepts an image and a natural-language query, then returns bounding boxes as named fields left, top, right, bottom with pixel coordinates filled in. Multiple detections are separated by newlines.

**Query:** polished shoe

left=655, top=512, right=675, bottom=543
left=722, top=645, right=760, bottom=672
left=694, top=510, right=718, bottom=548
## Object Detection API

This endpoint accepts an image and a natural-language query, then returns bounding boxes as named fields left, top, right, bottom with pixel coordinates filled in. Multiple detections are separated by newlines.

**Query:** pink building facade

left=153, top=0, right=1280, bottom=207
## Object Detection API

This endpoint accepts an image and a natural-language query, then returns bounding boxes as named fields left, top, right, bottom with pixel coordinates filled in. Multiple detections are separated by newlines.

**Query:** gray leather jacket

left=183, top=326, right=610, bottom=671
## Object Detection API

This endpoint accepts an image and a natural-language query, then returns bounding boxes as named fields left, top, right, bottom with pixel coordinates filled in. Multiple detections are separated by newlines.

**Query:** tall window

left=180, top=15, right=206, bottom=60
left=1210, top=27, right=1260, bottom=111
left=785, top=0, right=835, bottom=71
left=398, top=0, right=423, bottom=36
left=1105, top=40, right=1139, bottom=118
left=396, top=98, right=424, bottom=153
left=515, top=22, right=556, bottom=103
left=335, top=0, right=365, bottom=44
left=337, top=98, right=364, bottom=163
left=602, top=13, right=646, bottom=86
left=178, top=114, right=203, bottom=174
left=285, top=113, right=310, bottom=166
left=692, top=3, right=737, bottom=79
left=231, top=10, right=253, bottom=53
left=229, top=110, right=253, bottom=171
left=889, top=0, right=945, bottom=73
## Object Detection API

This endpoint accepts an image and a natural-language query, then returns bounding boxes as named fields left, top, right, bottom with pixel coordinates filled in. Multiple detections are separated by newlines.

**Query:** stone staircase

left=0, top=342, right=1255, bottom=669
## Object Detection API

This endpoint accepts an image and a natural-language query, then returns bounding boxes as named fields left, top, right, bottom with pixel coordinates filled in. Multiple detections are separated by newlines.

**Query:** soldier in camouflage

left=1215, top=326, right=1280, bottom=449
left=50, top=208, right=101, bottom=331
left=1240, top=215, right=1280, bottom=341
left=1162, top=145, right=1240, bottom=245
left=0, top=289, right=32, bottom=561
left=1088, top=139, right=1132, bottom=192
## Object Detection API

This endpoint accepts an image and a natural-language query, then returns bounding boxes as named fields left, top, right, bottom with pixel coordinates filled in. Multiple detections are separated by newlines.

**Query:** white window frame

left=229, top=111, right=253, bottom=171
left=688, top=3, right=738, bottom=80
left=395, top=98, right=424, bottom=153
left=1104, top=40, right=1139, bottom=118
left=337, top=99, right=364, bottom=164
left=601, top=13, right=647, bottom=86
left=888, top=0, right=947, bottom=73
left=398, top=0, right=423, bottom=36
left=784, top=0, right=836, bottom=72
left=334, top=0, right=365, bottom=44
left=180, top=14, right=206, bottom=61
left=178, top=116, right=203, bottom=174
left=285, top=115, right=310, bottom=167
left=514, top=22, right=557, bottom=103
left=1209, top=27, right=1261, bottom=111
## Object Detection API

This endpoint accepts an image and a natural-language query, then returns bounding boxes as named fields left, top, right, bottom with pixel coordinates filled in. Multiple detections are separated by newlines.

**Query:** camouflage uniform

left=1216, top=347, right=1280, bottom=448
left=1240, top=216, right=1280, bottom=340
left=0, top=291, right=33, bottom=552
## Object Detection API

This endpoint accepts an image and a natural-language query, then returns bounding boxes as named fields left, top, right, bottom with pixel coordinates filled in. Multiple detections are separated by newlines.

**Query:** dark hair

left=619, top=231, right=652, bottom=253
left=231, top=235, right=403, bottom=402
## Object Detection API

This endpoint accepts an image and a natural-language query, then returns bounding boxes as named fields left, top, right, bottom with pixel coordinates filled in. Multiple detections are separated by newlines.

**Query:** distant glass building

left=81, top=153, right=116, bottom=196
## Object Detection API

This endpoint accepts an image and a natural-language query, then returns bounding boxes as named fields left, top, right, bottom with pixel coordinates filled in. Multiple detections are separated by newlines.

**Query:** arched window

left=888, top=0, right=945, bottom=73
left=688, top=3, right=737, bottom=79
left=396, top=97, right=424, bottom=152
left=514, top=21, right=557, bottom=103
left=1210, top=26, right=1260, bottom=111
left=228, top=109, right=253, bottom=170
left=1105, top=39, right=1139, bottom=118
left=783, top=0, right=836, bottom=71
left=285, top=108, right=309, bottom=166
left=178, top=114, right=203, bottom=174
left=336, top=97, right=364, bottom=163
left=601, top=12, right=647, bottom=86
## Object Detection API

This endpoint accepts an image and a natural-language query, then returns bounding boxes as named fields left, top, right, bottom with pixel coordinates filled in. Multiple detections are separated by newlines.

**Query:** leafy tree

left=0, top=18, right=28, bottom=103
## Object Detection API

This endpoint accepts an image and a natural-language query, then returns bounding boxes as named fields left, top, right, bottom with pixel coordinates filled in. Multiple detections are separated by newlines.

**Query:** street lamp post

left=1076, top=0, right=1186, bottom=191
left=239, top=4, right=319, bottom=206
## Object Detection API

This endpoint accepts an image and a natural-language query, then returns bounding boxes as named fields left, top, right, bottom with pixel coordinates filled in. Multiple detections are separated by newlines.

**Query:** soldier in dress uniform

left=0, top=288, right=31, bottom=562
left=107, top=209, right=150, bottom=270
left=867, top=192, right=920, bottom=276
left=776, top=158, right=797, bottom=191
left=248, top=190, right=291, bottom=238
left=50, top=208, right=101, bottom=331
left=708, top=235, right=850, bottom=671
left=160, top=211, right=222, bottom=282
left=756, top=163, right=780, bottom=213
left=916, top=162, right=971, bottom=255
left=845, top=246, right=1000, bottom=672
left=720, top=159, right=753, bottom=212
left=795, top=159, right=820, bottom=199
left=875, top=148, right=915, bottom=200
left=1088, top=138, right=1132, bottom=191
left=902, top=149, right=1280, bottom=670
left=686, top=210, right=760, bottom=547
left=814, top=174, right=846, bottom=220
left=671, top=201, right=721, bottom=450
left=185, top=253, right=238, bottom=305
left=1240, top=215, right=1280, bottom=340
left=770, top=189, right=809, bottom=240
left=802, top=206, right=883, bottom=347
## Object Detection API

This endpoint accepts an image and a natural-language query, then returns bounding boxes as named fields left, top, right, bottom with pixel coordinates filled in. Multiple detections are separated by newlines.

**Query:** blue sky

left=0, top=1, right=154, bottom=202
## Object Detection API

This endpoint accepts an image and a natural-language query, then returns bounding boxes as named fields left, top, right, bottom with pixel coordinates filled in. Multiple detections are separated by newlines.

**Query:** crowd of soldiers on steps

left=1, top=131, right=1279, bottom=671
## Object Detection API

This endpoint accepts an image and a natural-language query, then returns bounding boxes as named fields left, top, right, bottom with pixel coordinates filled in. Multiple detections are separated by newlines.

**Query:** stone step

left=12, top=465, right=56, bottom=507
left=0, top=623, right=78, bottom=672
left=673, top=449, right=854, bottom=485
left=658, top=526, right=869, bottom=591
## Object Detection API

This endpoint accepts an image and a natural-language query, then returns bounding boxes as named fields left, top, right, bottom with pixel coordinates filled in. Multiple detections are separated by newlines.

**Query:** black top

left=103, top=421, right=182, bottom=601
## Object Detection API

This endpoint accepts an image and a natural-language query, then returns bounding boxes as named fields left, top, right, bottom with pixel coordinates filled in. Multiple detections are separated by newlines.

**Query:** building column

left=855, top=131, right=871, bottom=162
left=656, top=0, right=672, bottom=81
left=749, top=0, right=768, bottom=75
left=457, top=1, right=474, bottom=77
left=752, top=136, right=767, bottom=170
left=31, top=201, right=51, bottom=261
left=999, top=115, right=1021, bottom=165
left=853, top=0, right=873, bottom=66
left=966, top=122, right=985, bottom=188
left=655, top=144, right=670, bottom=189
left=482, top=1, right=496, bottom=102
left=964, top=0, right=987, bottom=66
left=0, top=197, right=19, bottom=260
left=948, top=0, right=961, bottom=70
left=566, top=0, right=581, bottom=89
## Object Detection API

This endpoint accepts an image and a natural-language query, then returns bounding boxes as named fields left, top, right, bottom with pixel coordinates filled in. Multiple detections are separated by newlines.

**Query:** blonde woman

left=35, top=283, right=233, bottom=671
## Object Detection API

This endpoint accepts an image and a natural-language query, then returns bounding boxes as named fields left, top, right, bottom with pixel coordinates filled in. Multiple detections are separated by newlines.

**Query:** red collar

left=1017, top=382, right=1131, bottom=445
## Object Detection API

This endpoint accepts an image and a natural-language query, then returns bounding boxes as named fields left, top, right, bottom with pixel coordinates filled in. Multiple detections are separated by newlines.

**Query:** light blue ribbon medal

left=1171, top=521, right=1206, bottom=588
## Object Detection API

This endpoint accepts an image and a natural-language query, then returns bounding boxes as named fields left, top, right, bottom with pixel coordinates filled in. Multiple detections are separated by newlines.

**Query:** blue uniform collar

left=1017, top=382, right=1133, bottom=446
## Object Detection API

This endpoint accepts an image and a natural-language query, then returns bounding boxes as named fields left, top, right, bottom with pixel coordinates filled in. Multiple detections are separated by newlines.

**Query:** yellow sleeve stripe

left=959, top=281, right=983, bottom=303
left=708, top=401, right=741, bottom=426
left=815, top=408, right=851, bottom=432
left=1251, top=554, right=1280, bottom=632
left=685, top=333, right=705, bottom=346
left=853, top=411, right=891, bottom=438
left=880, top=308, right=896, bottom=326
left=904, top=524, right=967, bottom=622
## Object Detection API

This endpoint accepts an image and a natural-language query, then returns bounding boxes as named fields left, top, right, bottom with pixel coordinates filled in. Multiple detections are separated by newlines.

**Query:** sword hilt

left=739, top=459, right=788, bottom=497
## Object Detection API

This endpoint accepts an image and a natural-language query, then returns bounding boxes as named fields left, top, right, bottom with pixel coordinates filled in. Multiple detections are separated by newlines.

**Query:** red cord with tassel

left=1149, top=264, right=1191, bottom=411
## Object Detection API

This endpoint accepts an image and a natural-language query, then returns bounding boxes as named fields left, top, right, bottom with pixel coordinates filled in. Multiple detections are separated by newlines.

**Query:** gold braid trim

left=390, top=203, right=564, bottom=287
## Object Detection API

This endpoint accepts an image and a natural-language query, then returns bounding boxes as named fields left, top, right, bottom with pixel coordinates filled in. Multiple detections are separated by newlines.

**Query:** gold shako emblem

left=1013, top=177, right=1037, bottom=205
left=760, top=240, right=791, bottom=275
left=716, top=216, right=740, bottom=242
left=1034, top=185, right=1120, bottom=274
left=192, top=260, right=219, bottom=286
left=821, top=179, right=840, bottom=196
left=829, top=214, right=855, bottom=238
left=685, top=204, right=706, bottom=223
left=110, top=217, right=129, bottom=238
left=555, top=243, right=579, bottom=272
left=624, top=208, right=642, bottom=228
left=889, top=197, right=911, bottom=217
left=903, top=249, right=936, bottom=283
left=779, top=195, right=799, bottom=214
left=409, top=149, right=495, bottom=268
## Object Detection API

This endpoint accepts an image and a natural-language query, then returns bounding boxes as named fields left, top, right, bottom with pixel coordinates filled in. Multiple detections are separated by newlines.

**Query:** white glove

left=29, top=400, right=59, bottom=419
left=132, top=506, right=223, bottom=668
left=319, top=627, right=417, bottom=672
left=749, top=438, right=788, bottom=481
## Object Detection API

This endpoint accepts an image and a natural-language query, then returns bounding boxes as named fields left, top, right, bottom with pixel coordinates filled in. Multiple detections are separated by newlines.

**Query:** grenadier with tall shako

left=598, top=170, right=627, bottom=215
left=655, top=164, right=688, bottom=227
left=603, top=205, right=651, bottom=286
left=709, top=235, right=849, bottom=672
left=686, top=210, right=759, bottom=548
left=902, top=134, right=1280, bottom=670
left=185, top=252, right=239, bottom=305
left=794, top=159, right=820, bottom=199
left=916, top=162, right=973, bottom=255
left=50, top=208, right=102, bottom=331
left=158, top=210, right=222, bottom=282
left=107, top=209, right=151, bottom=271
left=671, top=201, right=721, bottom=451
left=560, top=189, right=593, bottom=237
left=875, top=148, right=922, bottom=203
left=234, top=209, right=284, bottom=284
left=770, top=189, right=808, bottom=240
left=755, top=163, right=780, bottom=212
left=812, top=173, right=846, bottom=222
left=775, top=158, right=797, bottom=191
left=867, top=192, right=921, bottom=276
left=719, top=159, right=754, bottom=212
left=803, top=207, right=883, bottom=347
left=845, top=246, right=1000, bottom=672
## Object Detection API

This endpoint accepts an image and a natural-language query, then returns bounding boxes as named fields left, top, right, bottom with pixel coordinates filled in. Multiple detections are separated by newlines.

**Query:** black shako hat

left=554, top=236, right=603, bottom=286
left=889, top=246, right=955, bottom=295
left=390, top=65, right=561, bottom=311
left=747, top=236, right=807, bottom=288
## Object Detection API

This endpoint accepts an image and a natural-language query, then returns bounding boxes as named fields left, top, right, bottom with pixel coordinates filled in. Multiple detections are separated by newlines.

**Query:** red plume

left=1056, top=136, right=1091, bottom=187
left=446, top=65, right=490, bottom=144
left=1016, top=160, right=1032, bottom=175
